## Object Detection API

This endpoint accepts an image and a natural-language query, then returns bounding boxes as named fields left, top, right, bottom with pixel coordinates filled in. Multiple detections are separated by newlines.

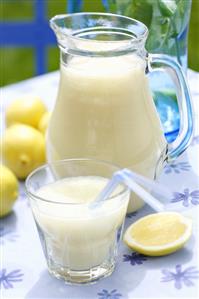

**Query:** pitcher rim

left=50, top=12, right=148, bottom=39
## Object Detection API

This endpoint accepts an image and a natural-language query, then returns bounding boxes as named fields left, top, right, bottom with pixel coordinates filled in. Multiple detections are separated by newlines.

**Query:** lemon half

left=124, top=212, right=192, bottom=256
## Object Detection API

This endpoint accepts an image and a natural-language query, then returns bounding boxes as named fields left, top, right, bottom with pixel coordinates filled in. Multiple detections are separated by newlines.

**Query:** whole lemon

left=6, top=96, right=47, bottom=128
left=0, top=165, right=19, bottom=217
left=2, top=124, right=46, bottom=179
left=38, top=111, right=51, bottom=135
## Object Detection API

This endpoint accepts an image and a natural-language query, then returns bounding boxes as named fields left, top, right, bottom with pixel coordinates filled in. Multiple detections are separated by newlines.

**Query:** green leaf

left=105, top=0, right=117, bottom=12
left=128, top=0, right=153, bottom=29
left=158, top=0, right=178, bottom=17
left=105, top=0, right=153, bottom=28
left=105, top=0, right=191, bottom=56
left=146, top=16, right=172, bottom=51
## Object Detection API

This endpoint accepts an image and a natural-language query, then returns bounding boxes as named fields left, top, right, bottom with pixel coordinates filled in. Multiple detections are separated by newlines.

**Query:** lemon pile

left=1, top=96, right=51, bottom=217
left=124, top=212, right=192, bottom=256
left=0, top=165, right=19, bottom=217
left=6, top=96, right=47, bottom=128
left=38, top=111, right=51, bottom=135
left=2, top=124, right=46, bottom=179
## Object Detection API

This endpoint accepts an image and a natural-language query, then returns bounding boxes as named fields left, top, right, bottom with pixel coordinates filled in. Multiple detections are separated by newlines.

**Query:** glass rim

left=50, top=12, right=148, bottom=56
left=25, top=158, right=130, bottom=205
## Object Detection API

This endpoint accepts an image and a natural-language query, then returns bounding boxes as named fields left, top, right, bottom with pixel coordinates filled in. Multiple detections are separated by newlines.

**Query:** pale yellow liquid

left=47, top=55, right=167, bottom=212
left=33, top=176, right=129, bottom=270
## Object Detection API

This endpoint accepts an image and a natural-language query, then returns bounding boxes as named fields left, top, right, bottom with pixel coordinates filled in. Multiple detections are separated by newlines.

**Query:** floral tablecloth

left=1, top=70, right=199, bottom=299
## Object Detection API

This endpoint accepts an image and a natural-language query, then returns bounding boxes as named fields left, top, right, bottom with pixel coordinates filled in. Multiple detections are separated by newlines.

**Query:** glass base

left=47, top=260, right=115, bottom=285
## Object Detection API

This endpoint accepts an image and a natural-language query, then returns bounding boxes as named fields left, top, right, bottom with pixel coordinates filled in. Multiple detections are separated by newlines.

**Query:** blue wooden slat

left=0, top=0, right=57, bottom=75
left=35, top=0, right=47, bottom=75
left=35, top=0, right=45, bottom=21
left=0, top=22, right=56, bottom=46
left=0, top=0, right=85, bottom=75
left=67, top=0, right=83, bottom=13
left=101, top=0, right=109, bottom=10
left=36, top=44, right=46, bottom=75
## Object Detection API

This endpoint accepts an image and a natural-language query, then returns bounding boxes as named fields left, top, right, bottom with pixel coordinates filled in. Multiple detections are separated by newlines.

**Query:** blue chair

left=68, top=0, right=83, bottom=12
left=1, top=1, right=57, bottom=75
left=0, top=0, right=82, bottom=76
left=0, top=0, right=99, bottom=76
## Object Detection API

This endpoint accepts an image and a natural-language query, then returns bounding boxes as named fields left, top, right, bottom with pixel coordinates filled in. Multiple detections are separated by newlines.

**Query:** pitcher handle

left=148, top=53, right=193, bottom=162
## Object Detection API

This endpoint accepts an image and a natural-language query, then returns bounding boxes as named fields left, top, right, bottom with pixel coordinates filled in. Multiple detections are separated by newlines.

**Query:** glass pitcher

left=48, top=13, right=193, bottom=212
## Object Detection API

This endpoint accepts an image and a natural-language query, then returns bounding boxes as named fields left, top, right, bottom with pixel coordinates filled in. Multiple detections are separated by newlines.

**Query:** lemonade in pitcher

left=47, top=13, right=193, bottom=212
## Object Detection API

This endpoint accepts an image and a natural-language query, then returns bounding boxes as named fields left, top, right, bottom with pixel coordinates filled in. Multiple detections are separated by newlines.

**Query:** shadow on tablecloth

left=25, top=262, right=146, bottom=299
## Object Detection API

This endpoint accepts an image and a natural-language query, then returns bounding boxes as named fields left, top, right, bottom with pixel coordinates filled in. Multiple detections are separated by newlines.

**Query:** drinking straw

left=121, top=168, right=171, bottom=199
left=92, top=168, right=169, bottom=212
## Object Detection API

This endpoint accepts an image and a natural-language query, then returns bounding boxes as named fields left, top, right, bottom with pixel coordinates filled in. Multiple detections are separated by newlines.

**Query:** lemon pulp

left=131, top=213, right=187, bottom=246
left=124, top=212, right=192, bottom=256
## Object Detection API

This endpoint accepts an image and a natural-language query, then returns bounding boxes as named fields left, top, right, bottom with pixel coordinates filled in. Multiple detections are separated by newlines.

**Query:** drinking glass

left=25, top=158, right=130, bottom=284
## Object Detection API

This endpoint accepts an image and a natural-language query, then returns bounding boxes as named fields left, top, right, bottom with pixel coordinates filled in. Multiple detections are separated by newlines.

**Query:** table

left=1, top=70, right=199, bottom=299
